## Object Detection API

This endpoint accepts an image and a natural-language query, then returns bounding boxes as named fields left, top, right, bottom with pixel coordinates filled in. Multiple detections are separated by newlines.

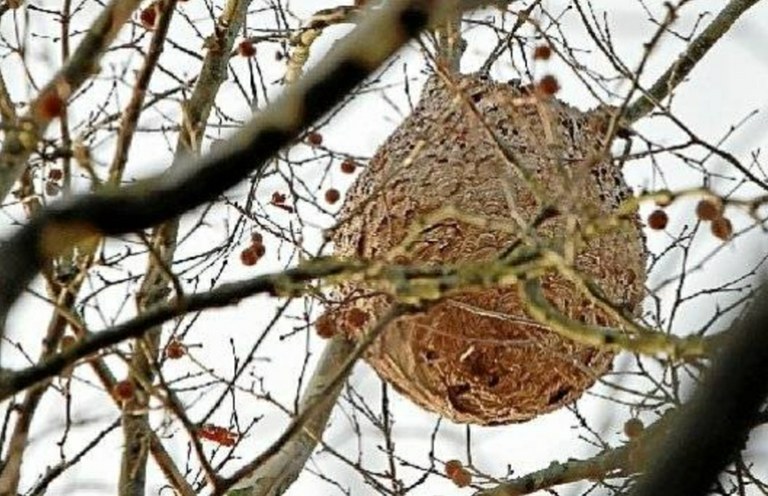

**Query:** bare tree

left=1, top=0, right=767, bottom=495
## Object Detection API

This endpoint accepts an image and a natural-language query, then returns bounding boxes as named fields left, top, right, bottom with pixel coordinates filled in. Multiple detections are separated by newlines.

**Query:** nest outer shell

left=322, top=73, right=647, bottom=425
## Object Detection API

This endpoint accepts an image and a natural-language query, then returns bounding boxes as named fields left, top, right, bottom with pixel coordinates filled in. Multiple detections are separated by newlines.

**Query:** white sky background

left=2, top=0, right=768, bottom=494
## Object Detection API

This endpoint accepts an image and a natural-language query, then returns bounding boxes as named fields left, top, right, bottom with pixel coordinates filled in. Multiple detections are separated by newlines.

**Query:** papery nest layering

left=317, top=72, right=647, bottom=425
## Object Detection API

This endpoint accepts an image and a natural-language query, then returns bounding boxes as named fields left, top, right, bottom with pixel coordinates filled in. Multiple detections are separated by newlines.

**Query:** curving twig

left=0, top=0, right=469, bottom=339
left=227, top=335, right=355, bottom=496
left=623, top=0, right=763, bottom=123
left=0, top=0, right=143, bottom=201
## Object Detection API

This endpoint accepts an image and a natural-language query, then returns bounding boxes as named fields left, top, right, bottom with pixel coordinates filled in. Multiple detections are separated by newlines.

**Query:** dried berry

left=271, top=191, right=286, bottom=204
left=48, top=168, right=64, bottom=181
left=39, top=91, right=65, bottom=119
left=240, top=246, right=260, bottom=266
left=165, top=339, right=185, bottom=360
left=113, top=380, right=135, bottom=401
left=444, top=460, right=463, bottom=479
left=533, top=44, right=552, bottom=61
left=623, top=417, right=644, bottom=438
left=237, top=40, right=256, bottom=57
left=537, top=75, right=560, bottom=96
left=140, top=4, right=158, bottom=30
left=198, top=424, right=237, bottom=446
left=307, top=131, right=323, bottom=146
left=252, top=243, right=266, bottom=258
left=346, top=307, right=368, bottom=328
left=324, top=188, right=340, bottom=204
left=315, top=314, right=336, bottom=338
left=711, top=216, right=733, bottom=240
left=452, top=468, right=472, bottom=488
left=647, top=209, right=668, bottom=230
left=251, top=232, right=263, bottom=245
left=340, top=159, right=357, bottom=174
left=696, top=198, right=721, bottom=221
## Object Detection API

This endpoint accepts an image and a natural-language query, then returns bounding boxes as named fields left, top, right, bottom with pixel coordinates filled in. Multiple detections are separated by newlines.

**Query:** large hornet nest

left=318, top=73, right=647, bottom=425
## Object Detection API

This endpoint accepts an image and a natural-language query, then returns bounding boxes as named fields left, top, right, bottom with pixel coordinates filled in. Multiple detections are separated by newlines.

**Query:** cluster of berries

left=647, top=197, right=733, bottom=240
left=240, top=232, right=266, bottom=266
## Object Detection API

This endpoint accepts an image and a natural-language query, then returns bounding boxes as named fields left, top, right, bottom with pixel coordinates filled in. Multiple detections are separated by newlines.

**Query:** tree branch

left=227, top=335, right=355, bottom=496
left=0, top=0, right=468, bottom=339
left=0, top=0, right=143, bottom=201
left=629, top=280, right=768, bottom=496
left=623, top=0, right=763, bottom=123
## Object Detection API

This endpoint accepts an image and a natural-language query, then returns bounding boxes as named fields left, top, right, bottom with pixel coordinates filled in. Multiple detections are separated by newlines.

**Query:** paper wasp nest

left=320, top=73, right=647, bottom=425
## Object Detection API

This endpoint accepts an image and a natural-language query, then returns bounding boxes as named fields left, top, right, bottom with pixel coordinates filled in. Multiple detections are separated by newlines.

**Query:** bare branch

left=0, top=0, right=143, bottom=201
left=624, top=0, right=764, bottom=123
left=0, top=0, right=471, bottom=338
left=229, top=335, right=355, bottom=496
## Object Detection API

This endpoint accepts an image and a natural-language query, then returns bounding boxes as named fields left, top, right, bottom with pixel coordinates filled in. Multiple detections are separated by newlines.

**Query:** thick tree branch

left=0, top=0, right=469, bottom=339
left=629, top=281, right=768, bottom=496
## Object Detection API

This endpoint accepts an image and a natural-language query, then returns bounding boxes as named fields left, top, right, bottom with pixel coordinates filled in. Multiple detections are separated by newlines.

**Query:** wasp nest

left=320, top=73, right=647, bottom=425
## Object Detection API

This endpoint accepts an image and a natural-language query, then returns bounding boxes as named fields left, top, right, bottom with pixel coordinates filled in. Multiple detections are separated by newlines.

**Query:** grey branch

left=0, top=0, right=472, bottom=339
left=228, top=335, right=355, bottom=496
left=0, top=0, right=143, bottom=201
left=624, top=0, right=763, bottom=123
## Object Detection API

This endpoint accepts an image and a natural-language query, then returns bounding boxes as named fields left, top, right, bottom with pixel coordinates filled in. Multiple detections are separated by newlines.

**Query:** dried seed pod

left=323, top=73, right=647, bottom=424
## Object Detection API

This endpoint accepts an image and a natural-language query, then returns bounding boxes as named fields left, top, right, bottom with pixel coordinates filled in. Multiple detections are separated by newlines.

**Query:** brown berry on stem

left=696, top=198, right=721, bottom=221
left=711, top=216, right=733, bottom=240
left=537, top=75, right=560, bottom=96
left=271, top=191, right=286, bottom=204
left=240, top=246, right=259, bottom=266
left=113, top=380, right=135, bottom=401
left=315, top=314, right=336, bottom=338
left=307, top=131, right=323, bottom=146
left=140, top=5, right=158, bottom=30
left=165, top=339, right=185, bottom=360
left=533, top=44, right=552, bottom=60
left=252, top=243, right=266, bottom=258
left=325, top=188, right=340, bottom=204
left=346, top=307, right=369, bottom=328
left=340, top=159, right=357, bottom=174
left=647, top=209, right=668, bottom=230
left=452, top=468, right=472, bottom=488
left=444, top=460, right=463, bottom=479
left=238, top=40, right=256, bottom=57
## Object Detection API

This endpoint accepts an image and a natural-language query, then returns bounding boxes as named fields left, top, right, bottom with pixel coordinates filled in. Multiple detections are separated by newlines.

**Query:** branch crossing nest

left=319, top=73, right=647, bottom=425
